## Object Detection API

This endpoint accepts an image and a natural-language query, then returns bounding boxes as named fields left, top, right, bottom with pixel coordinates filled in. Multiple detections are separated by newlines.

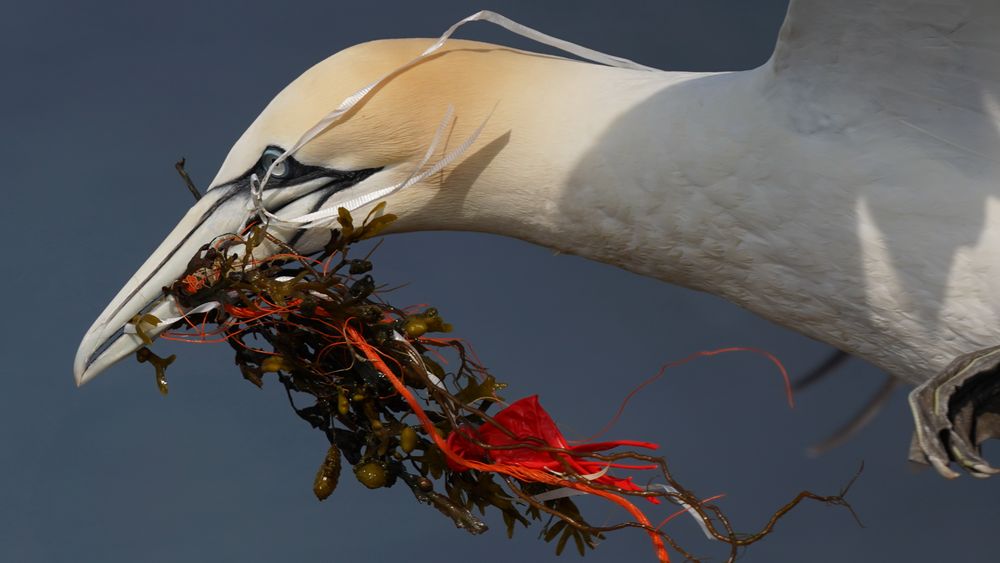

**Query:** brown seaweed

left=133, top=202, right=859, bottom=562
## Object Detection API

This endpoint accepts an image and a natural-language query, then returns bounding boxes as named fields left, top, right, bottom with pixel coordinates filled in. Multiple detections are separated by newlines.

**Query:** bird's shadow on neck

left=419, top=131, right=511, bottom=226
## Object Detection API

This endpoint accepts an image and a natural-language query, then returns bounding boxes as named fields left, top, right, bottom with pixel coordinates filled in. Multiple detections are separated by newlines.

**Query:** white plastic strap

left=252, top=9, right=658, bottom=224
left=429, top=11, right=658, bottom=72
left=531, top=478, right=719, bottom=540
left=645, top=484, right=718, bottom=541
left=124, top=301, right=221, bottom=334
left=392, top=330, right=446, bottom=390
left=531, top=466, right=611, bottom=502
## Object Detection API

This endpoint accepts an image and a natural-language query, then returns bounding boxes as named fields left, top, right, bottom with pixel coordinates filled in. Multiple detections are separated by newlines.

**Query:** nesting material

left=135, top=204, right=857, bottom=562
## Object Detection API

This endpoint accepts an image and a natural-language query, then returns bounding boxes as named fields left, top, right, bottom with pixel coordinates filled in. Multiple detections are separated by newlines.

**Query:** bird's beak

left=74, top=185, right=249, bottom=386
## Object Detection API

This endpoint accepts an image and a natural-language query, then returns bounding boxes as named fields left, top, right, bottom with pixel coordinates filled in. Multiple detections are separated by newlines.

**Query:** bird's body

left=563, top=62, right=1000, bottom=387
left=321, top=37, right=1000, bottom=387
left=76, top=0, right=1000, bottom=476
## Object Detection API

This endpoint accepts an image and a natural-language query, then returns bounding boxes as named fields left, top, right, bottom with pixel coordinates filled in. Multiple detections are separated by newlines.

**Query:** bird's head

left=74, top=38, right=604, bottom=386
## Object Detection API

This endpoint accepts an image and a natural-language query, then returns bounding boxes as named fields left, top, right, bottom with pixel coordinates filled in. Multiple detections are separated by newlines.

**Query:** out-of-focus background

left=2, top=1, right=996, bottom=561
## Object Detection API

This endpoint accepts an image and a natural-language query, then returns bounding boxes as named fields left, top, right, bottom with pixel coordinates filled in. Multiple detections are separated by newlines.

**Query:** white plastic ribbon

left=124, top=301, right=221, bottom=335
left=392, top=330, right=446, bottom=390
left=251, top=9, right=659, bottom=226
left=531, top=465, right=611, bottom=502
left=531, top=477, right=719, bottom=540
left=645, top=484, right=718, bottom=541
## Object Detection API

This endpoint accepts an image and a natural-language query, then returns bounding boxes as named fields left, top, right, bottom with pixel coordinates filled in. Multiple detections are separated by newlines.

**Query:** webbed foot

left=908, top=345, right=1000, bottom=478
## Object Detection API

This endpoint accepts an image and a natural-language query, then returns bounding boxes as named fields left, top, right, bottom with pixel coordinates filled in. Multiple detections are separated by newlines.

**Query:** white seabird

left=75, top=0, right=1000, bottom=479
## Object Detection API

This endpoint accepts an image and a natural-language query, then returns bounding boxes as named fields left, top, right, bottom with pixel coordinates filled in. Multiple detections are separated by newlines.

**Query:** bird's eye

left=260, top=147, right=289, bottom=178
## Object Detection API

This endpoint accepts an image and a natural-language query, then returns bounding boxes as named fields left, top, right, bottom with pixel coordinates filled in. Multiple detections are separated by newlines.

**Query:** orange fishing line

left=418, top=335, right=487, bottom=367
left=344, top=324, right=669, bottom=563
left=586, top=346, right=794, bottom=443
left=655, top=494, right=726, bottom=531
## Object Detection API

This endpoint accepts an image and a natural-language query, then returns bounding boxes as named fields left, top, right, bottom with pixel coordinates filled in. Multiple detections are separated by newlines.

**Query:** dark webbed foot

left=909, top=345, right=1000, bottom=478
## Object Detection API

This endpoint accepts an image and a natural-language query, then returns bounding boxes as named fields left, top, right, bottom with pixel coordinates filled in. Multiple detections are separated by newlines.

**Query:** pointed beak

left=74, top=185, right=249, bottom=386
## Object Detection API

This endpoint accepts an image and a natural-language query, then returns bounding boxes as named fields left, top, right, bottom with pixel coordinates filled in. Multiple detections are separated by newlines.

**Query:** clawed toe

left=908, top=345, right=1000, bottom=478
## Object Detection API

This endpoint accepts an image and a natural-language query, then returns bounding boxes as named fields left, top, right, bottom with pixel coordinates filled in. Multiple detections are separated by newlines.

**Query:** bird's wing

left=768, top=0, right=1000, bottom=165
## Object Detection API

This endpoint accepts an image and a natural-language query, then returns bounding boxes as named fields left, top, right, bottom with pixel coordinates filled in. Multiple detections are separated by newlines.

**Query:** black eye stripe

left=255, top=145, right=324, bottom=184
left=243, top=145, right=381, bottom=193
left=283, top=166, right=382, bottom=248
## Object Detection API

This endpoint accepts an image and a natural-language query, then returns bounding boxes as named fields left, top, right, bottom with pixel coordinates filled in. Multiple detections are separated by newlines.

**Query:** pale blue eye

left=260, top=147, right=289, bottom=178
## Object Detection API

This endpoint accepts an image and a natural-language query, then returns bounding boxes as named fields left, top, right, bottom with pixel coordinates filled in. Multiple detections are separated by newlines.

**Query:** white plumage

left=76, top=0, right=1000, bottom=478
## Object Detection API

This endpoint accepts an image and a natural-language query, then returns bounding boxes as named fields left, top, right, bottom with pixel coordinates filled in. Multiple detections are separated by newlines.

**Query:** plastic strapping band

left=392, top=330, right=446, bottom=390
left=646, top=483, right=718, bottom=540
left=251, top=9, right=658, bottom=225
left=123, top=301, right=221, bottom=334
left=532, top=480, right=719, bottom=540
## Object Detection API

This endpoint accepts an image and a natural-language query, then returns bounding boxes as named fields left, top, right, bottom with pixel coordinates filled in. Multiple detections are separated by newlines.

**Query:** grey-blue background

left=3, top=1, right=996, bottom=561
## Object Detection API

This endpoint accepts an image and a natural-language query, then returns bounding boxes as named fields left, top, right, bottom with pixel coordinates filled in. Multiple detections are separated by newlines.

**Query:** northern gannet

left=75, top=0, right=1000, bottom=479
